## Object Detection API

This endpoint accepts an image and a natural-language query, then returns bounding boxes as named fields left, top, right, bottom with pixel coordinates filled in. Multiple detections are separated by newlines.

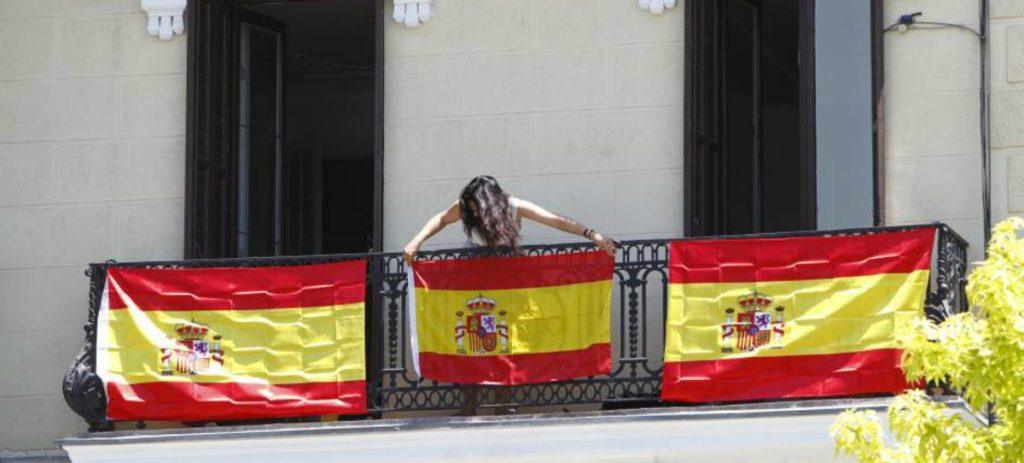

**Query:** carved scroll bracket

left=141, top=0, right=187, bottom=40
left=638, top=0, right=677, bottom=15
left=393, top=0, right=431, bottom=28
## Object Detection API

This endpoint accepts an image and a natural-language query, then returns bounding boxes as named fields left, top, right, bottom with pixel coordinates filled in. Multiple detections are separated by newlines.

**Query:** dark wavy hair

left=460, top=175, right=520, bottom=248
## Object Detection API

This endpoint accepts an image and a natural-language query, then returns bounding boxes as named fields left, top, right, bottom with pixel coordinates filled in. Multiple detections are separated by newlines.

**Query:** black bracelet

left=583, top=228, right=594, bottom=239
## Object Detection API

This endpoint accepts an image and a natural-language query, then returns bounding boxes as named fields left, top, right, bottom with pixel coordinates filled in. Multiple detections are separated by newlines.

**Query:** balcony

left=57, top=396, right=983, bottom=463
left=59, top=223, right=974, bottom=462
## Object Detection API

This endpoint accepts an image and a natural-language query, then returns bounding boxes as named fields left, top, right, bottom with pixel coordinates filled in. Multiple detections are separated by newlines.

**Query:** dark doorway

left=685, top=0, right=815, bottom=236
left=185, top=0, right=382, bottom=258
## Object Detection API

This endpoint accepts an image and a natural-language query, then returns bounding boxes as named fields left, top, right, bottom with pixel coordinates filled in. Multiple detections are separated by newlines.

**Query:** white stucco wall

left=0, top=0, right=186, bottom=451
left=883, top=0, right=1024, bottom=261
left=381, top=0, right=685, bottom=251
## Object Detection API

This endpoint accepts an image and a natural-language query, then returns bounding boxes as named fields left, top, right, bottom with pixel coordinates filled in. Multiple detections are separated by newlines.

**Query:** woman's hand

left=590, top=231, right=619, bottom=256
left=403, top=241, right=420, bottom=266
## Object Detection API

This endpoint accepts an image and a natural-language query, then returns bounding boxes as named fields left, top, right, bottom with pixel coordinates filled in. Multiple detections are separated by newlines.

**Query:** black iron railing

left=63, top=223, right=969, bottom=431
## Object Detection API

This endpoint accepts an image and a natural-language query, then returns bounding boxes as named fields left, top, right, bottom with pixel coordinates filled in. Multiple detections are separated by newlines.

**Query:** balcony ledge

left=59, top=396, right=981, bottom=463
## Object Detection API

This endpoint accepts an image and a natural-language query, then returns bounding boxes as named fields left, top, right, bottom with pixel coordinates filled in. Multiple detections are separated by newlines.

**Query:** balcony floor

left=57, top=396, right=981, bottom=463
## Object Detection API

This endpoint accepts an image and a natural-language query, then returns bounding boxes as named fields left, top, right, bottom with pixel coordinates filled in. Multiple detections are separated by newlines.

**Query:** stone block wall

left=884, top=0, right=1024, bottom=261
left=0, top=0, right=185, bottom=450
left=991, top=1, right=1024, bottom=244
left=382, top=0, right=685, bottom=250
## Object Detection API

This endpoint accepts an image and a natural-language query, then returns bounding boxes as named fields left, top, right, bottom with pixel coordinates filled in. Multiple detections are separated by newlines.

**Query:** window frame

left=683, top=0, right=886, bottom=236
left=183, top=0, right=385, bottom=259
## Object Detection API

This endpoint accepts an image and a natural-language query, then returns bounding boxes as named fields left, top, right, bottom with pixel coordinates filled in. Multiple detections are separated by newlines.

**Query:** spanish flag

left=96, top=261, right=367, bottom=421
left=662, top=228, right=934, bottom=403
left=409, top=251, right=614, bottom=385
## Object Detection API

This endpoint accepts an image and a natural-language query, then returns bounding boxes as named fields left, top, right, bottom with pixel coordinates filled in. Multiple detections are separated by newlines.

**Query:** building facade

left=0, top=0, right=1022, bottom=456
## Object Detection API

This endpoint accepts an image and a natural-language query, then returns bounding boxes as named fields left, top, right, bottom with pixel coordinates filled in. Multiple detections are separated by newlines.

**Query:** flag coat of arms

left=409, top=251, right=614, bottom=385
left=96, top=261, right=367, bottom=421
left=662, top=228, right=934, bottom=403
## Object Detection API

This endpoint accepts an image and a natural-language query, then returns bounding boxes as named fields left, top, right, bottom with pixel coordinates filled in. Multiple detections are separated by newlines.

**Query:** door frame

left=684, top=0, right=885, bottom=235
left=870, top=0, right=885, bottom=226
left=183, top=0, right=385, bottom=258
left=233, top=9, right=286, bottom=257
left=683, top=0, right=817, bottom=237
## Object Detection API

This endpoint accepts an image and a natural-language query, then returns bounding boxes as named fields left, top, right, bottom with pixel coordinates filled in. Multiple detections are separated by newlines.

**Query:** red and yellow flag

left=96, top=261, right=367, bottom=421
left=662, top=228, right=934, bottom=403
left=409, top=251, right=614, bottom=385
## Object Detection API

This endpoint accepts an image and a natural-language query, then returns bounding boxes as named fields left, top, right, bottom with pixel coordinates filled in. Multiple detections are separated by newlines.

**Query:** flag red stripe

left=107, top=260, right=366, bottom=311
left=417, top=343, right=611, bottom=385
left=105, top=380, right=366, bottom=421
left=661, top=349, right=910, bottom=403
left=668, top=228, right=934, bottom=284
left=412, top=251, right=613, bottom=291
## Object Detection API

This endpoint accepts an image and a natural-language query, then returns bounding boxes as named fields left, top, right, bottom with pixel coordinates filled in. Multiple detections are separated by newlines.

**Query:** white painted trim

left=140, top=0, right=187, bottom=40
left=393, top=0, right=431, bottom=28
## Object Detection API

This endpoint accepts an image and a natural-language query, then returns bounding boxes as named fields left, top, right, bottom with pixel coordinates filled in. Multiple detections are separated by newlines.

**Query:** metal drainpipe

left=980, top=0, right=992, bottom=255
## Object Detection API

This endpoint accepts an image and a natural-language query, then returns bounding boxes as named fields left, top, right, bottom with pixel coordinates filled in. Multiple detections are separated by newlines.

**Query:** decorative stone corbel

left=638, top=0, right=677, bottom=15
left=393, top=0, right=431, bottom=28
left=141, top=0, right=187, bottom=40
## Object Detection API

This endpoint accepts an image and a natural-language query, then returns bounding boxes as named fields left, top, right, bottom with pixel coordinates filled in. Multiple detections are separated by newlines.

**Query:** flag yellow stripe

left=101, top=302, right=365, bottom=385
left=415, top=280, right=611, bottom=355
left=664, top=270, right=928, bottom=362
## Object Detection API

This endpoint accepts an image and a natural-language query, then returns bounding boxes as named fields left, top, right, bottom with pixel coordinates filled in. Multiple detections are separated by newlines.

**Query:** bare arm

left=404, top=201, right=461, bottom=264
left=514, top=198, right=619, bottom=255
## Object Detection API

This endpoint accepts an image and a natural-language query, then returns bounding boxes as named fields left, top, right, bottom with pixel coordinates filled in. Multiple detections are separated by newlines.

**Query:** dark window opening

left=685, top=0, right=814, bottom=236
left=186, top=0, right=381, bottom=259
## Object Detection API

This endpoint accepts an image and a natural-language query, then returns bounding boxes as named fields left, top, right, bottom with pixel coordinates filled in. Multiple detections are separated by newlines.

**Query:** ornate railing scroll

left=62, top=264, right=113, bottom=432
left=63, top=223, right=969, bottom=428
left=924, top=223, right=971, bottom=324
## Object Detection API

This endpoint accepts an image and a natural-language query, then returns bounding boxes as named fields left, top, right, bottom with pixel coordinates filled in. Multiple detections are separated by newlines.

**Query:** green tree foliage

left=830, top=218, right=1024, bottom=462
